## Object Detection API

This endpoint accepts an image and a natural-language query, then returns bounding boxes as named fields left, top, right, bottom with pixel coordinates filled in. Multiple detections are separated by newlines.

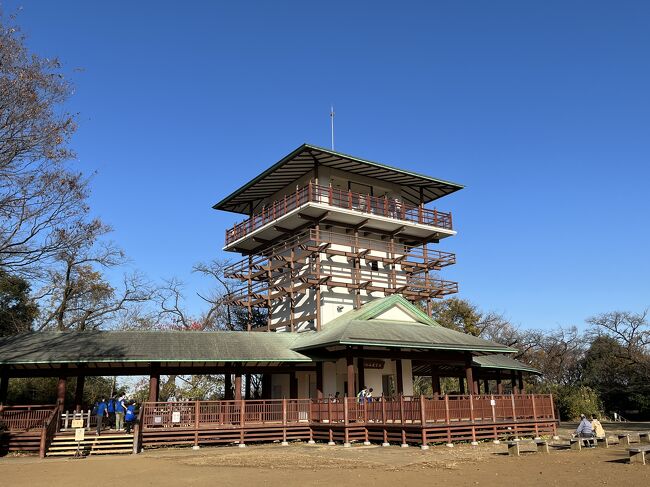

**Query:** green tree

left=0, top=270, right=37, bottom=335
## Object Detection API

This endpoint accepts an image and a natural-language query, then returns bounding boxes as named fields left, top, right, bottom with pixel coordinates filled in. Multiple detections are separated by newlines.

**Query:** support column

left=289, top=368, right=297, bottom=399
left=245, top=373, right=252, bottom=400
left=234, top=368, right=243, bottom=401
left=56, top=375, right=67, bottom=406
left=395, top=359, right=404, bottom=395
left=496, top=370, right=504, bottom=394
left=74, top=375, right=85, bottom=412
left=262, top=374, right=272, bottom=399
left=431, top=364, right=441, bottom=396
left=518, top=370, right=525, bottom=394
left=358, top=356, right=365, bottom=391
left=148, top=364, right=160, bottom=402
left=473, top=371, right=480, bottom=395
left=458, top=376, right=466, bottom=394
left=225, top=366, right=233, bottom=400
left=316, top=362, right=324, bottom=399
left=0, top=367, right=9, bottom=405
left=346, top=349, right=355, bottom=398
left=483, top=379, right=490, bottom=394
left=511, top=370, right=519, bottom=394
left=464, top=354, right=474, bottom=395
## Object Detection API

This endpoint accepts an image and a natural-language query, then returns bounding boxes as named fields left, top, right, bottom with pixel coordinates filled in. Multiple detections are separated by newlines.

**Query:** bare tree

left=0, top=14, right=91, bottom=277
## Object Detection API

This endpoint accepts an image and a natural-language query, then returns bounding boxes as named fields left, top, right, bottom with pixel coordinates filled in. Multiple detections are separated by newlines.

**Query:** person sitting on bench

left=573, top=414, right=596, bottom=447
left=591, top=414, right=606, bottom=438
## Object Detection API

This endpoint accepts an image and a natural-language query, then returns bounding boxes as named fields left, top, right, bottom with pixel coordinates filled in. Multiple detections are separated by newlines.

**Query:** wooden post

left=0, top=367, right=9, bottom=405
left=483, top=379, right=490, bottom=394
left=358, top=356, right=365, bottom=391
left=496, top=370, right=504, bottom=394
left=431, top=364, right=441, bottom=396
left=194, top=400, right=200, bottom=448
left=458, top=375, right=466, bottom=394
left=239, top=398, right=246, bottom=447
left=346, top=350, right=355, bottom=398
left=282, top=398, right=288, bottom=445
left=225, top=365, right=233, bottom=400
left=518, top=370, right=525, bottom=393
left=315, top=224, right=322, bottom=332
left=234, top=369, right=242, bottom=401
left=316, top=362, right=324, bottom=399
left=464, top=354, right=474, bottom=395
left=56, top=375, right=67, bottom=406
left=289, top=369, right=297, bottom=399
left=444, top=394, right=452, bottom=445
left=395, top=359, right=404, bottom=395
left=511, top=370, right=519, bottom=394
left=532, top=395, right=539, bottom=437
left=343, top=397, right=350, bottom=446
left=148, top=364, right=160, bottom=402
left=74, top=375, right=85, bottom=412
left=244, top=373, right=251, bottom=400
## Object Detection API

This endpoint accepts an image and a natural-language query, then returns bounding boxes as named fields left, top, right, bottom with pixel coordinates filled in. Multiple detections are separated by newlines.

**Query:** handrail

left=39, top=403, right=61, bottom=458
left=132, top=406, right=144, bottom=454
left=0, top=404, right=57, bottom=431
left=225, top=181, right=453, bottom=245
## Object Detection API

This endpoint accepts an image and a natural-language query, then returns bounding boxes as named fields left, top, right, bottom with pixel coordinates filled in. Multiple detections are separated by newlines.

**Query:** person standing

left=115, top=395, right=126, bottom=431
left=107, top=397, right=115, bottom=429
left=95, top=398, right=108, bottom=436
left=366, top=388, right=374, bottom=403
left=356, top=386, right=368, bottom=404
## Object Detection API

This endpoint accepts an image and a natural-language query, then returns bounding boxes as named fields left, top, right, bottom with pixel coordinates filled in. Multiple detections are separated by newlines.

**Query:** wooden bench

left=595, top=437, right=608, bottom=448
left=507, top=439, right=549, bottom=456
left=570, top=437, right=596, bottom=450
left=618, top=434, right=630, bottom=446
left=628, top=445, right=650, bottom=465
left=639, top=433, right=650, bottom=444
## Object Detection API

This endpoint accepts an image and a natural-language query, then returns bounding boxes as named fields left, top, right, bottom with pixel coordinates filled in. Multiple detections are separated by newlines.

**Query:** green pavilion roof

left=213, top=143, right=464, bottom=214
left=0, top=331, right=309, bottom=366
left=293, top=296, right=517, bottom=354
left=473, top=354, right=541, bottom=375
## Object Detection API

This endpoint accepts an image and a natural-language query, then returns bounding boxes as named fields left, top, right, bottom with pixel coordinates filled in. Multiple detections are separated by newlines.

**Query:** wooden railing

left=139, top=395, right=553, bottom=431
left=141, top=399, right=312, bottom=430
left=39, top=404, right=62, bottom=458
left=225, top=182, right=453, bottom=245
left=310, top=394, right=555, bottom=425
left=0, top=404, right=56, bottom=431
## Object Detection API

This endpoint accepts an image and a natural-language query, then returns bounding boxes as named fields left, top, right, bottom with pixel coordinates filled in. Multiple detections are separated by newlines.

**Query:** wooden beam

left=148, top=364, right=160, bottom=402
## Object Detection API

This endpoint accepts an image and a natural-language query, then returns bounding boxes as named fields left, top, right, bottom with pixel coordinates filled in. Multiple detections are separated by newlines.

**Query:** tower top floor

left=214, top=144, right=464, bottom=254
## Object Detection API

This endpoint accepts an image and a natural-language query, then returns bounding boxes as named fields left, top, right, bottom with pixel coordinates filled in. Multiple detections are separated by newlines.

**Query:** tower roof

left=213, top=143, right=464, bottom=214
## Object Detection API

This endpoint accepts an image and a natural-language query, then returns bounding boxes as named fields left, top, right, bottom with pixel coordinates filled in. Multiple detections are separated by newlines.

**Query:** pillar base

left=363, top=441, right=371, bottom=446
left=470, top=441, right=479, bottom=446
left=327, top=441, right=335, bottom=446
left=307, top=440, right=316, bottom=445
left=343, top=442, right=351, bottom=448
left=421, top=445, right=430, bottom=450
left=446, top=443, right=454, bottom=448
left=281, top=441, right=289, bottom=446
left=492, top=440, right=501, bottom=445
left=400, top=443, right=409, bottom=448
left=192, top=445, right=200, bottom=450
left=381, top=442, right=390, bottom=447
left=552, top=436, right=560, bottom=441
left=238, top=443, right=246, bottom=448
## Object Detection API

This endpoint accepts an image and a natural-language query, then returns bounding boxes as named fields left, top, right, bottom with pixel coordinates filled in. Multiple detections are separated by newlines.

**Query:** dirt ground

left=1, top=422, right=648, bottom=487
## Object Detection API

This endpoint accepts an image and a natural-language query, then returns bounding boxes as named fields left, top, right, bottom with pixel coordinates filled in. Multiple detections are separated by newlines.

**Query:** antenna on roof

left=330, top=105, right=335, bottom=150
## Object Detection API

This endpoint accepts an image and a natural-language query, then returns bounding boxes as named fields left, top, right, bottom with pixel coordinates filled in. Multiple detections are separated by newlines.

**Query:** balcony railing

left=225, top=182, right=453, bottom=246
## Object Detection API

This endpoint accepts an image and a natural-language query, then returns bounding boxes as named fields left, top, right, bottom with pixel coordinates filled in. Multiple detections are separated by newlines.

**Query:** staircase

left=46, top=432, right=134, bottom=457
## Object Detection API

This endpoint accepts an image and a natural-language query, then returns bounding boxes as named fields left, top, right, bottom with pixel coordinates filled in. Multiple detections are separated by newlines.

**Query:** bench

left=595, top=437, right=608, bottom=448
left=639, top=433, right=650, bottom=444
left=507, top=439, right=549, bottom=456
left=570, top=437, right=596, bottom=450
left=618, top=434, right=630, bottom=446
left=628, top=445, right=650, bottom=465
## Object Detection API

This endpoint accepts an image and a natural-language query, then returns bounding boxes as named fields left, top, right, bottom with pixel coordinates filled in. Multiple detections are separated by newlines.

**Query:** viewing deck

left=225, top=182, right=454, bottom=249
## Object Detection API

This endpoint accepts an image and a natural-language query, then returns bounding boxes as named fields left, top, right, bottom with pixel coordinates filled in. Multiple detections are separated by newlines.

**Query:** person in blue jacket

left=125, top=401, right=137, bottom=434
left=95, top=398, right=108, bottom=436
left=107, top=397, right=116, bottom=429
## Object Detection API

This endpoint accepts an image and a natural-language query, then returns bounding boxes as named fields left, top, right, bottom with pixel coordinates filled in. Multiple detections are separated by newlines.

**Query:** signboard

left=171, top=411, right=181, bottom=423
left=490, top=399, right=496, bottom=406
left=154, top=416, right=163, bottom=425
left=75, top=428, right=85, bottom=442
left=71, top=419, right=84, bottom=428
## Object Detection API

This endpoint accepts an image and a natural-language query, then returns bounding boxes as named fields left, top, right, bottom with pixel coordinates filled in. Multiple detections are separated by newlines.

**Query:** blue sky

left=6, top=1, right=650, bottom=330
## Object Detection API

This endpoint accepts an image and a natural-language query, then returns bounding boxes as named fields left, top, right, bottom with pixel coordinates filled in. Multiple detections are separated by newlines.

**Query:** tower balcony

left=224, top=182, right=455, bottom=252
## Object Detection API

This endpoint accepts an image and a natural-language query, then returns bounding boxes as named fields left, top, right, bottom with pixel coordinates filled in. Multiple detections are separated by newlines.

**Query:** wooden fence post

left=281, top=398, right=288, bottom=446
left=239, top=399, right=246, bottom=448
left=531, top=395, right=540, bottom=438
left=469, top=395, right=478, bottom=445
left=343, top=397, right=350, bottom=447
left=193, top=400, right=200, bottom=449
left=419, top=395, right=429, bottom=450
left=444, top=395, right=452, bottom=447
